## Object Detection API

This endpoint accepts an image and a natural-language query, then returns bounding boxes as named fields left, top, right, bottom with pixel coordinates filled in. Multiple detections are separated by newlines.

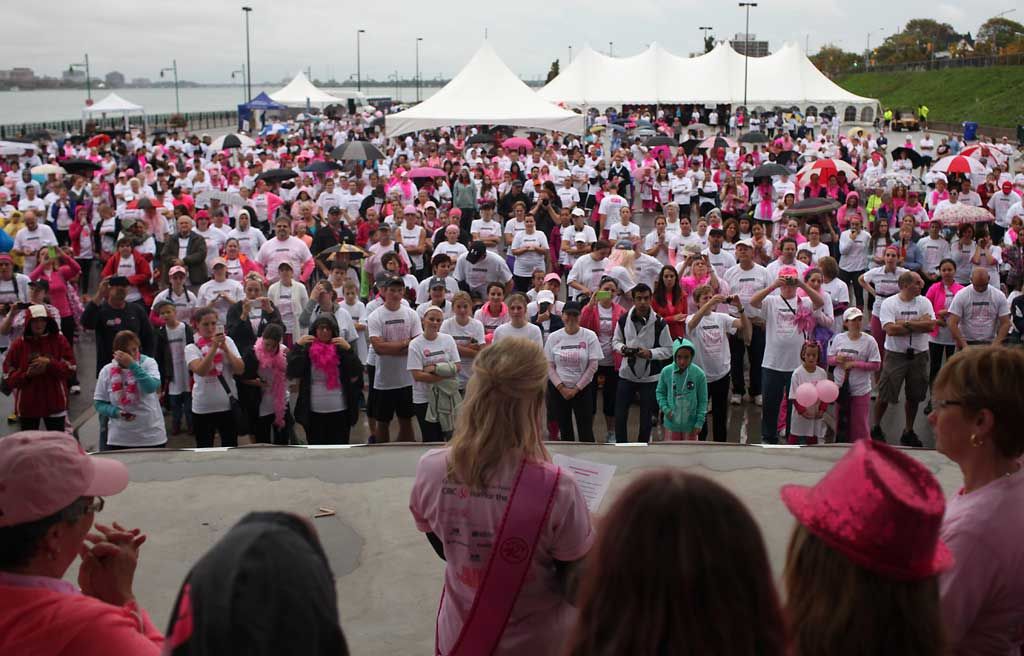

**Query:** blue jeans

left=168, top=392, right=193, bottom=431
left=760, top=368, right=793, bottom=444
left=98, top=414, right=109, bottom=451
left=614, top=378, right=658, bottom=443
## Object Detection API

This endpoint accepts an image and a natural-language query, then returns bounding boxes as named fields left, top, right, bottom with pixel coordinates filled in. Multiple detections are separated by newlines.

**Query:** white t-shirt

left=917, top=236, right=951, bottom=275
left=227, top=226, right=267, bottom=261
left=367, top=304, right=422, bottom=390
left=761, top=294, right=817, bottom=372
left=862, top=266, right=908, bottom=299
left=416, top=301, right=454, bottom=321
left=14, top=225, right=57, bottom=272
left=492, top=322, right=543, bottom=347
left=789, top=365, right=828, bottom=439
left=399, top=224, right=427, bottom=268
left=407, top=332, right=460, bottom=404
left=643, top=230, right=673, bottom=265
left=838, top=229, right=871, bottom=272
left=434, top=241, right=468, bottom=262
left=561, top=225, right=597, bottom=266
left=597, top=194, right=627, bottom=224
left=440, top=316, right=486, bottom=388
left=544, top=327, right=601, bottom=387
left=878, top=295, right=934, bottom=353
left=185, top=336, right=242, bottom=414
left=164, top=323, right=191, bottom=396
left=797, top=242, right=830, bottom=264
left=95, top=357, right=166, bottom=447
left=947, top=285, right=1010, bottom=343
left=197, top=278, right=244, bottom=325
left=828, top=331, right=881, bottom=397
left=310, top=359, right=347, bottom=414
left=606, top=222, right=641, bottom=244
left=723, top=263, right=772, bottom=316
left=470, top=218, right=504, bottom=252
left=689, top=312, right=738, bottom=382
left=416, top=276, right=461, bottom=305
left=454, top=251, right=513, bottom=295
left=703, top=249, right=737, bottom=277
left=567, top=255, right=608, bottom=300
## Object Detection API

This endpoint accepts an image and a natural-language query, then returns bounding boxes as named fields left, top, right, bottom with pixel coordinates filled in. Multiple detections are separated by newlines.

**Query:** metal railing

left=0, top=110, right=238, bottom=140
left=851, top=52, right=1024, bottom=74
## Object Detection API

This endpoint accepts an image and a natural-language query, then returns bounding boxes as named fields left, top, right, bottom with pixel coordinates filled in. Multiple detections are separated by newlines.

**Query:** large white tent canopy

left=386, top=43, right=585, bottom=137
left=270, top=72, right=355, bottom=107
left=540, top=42, right=878, bottom=120
left=81, top=93, right=146, bottom=130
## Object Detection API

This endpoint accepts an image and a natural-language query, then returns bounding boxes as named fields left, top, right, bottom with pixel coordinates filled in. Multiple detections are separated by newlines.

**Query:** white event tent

left=81, top=93, right=146, bottom=130
left=540, top=42, right=879, bottom=123
left=386, top=43, right=585, bottom=137
left=270, top=72, right=354, bottom=108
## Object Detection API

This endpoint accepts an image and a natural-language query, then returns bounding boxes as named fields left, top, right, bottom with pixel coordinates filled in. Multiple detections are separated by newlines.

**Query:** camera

left=621, top=346, right=640, bottom=357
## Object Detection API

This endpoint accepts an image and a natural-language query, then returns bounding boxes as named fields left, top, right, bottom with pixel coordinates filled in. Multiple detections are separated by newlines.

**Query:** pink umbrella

left=407, top=166, right=446, bottom=179
left=930, top=155, right=987, bottom=176
left=796, top=158, right=859, bottom=185
left=501, top=137, right=534, bottom=151
left=959, top=144, right=1007, bottom=165
left=933, top=204, right=994, bottom=226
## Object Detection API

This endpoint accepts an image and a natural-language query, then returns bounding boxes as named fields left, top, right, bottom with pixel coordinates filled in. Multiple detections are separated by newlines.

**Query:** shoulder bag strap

left=441, top=460, right=561, bottom=656
left=215, top=373, right=238, bottom=402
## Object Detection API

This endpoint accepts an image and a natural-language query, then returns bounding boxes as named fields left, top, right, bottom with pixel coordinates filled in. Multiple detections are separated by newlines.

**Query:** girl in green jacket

left=656, top=338, right=708, bottom=440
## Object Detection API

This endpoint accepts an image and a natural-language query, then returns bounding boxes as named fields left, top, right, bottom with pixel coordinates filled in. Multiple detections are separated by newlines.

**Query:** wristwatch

left=737, top=307, right=745, bottom=313
left=903, top=321, right=912, bottom=332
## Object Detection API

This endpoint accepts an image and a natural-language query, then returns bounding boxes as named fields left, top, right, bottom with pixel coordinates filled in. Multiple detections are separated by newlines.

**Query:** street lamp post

left=70, top=54, right=92, bottom=103
left=160, top=60, right=180, bottom=114
left=415, top=37, right=423, bottom=102
left=699, top=26, right=714, bottom=50
left=609, top=41, right=614, bottom=56
left=357, top=29, right=366, bottom=92
left=242, top=6, right=253, bottom=101
left=738, top=2, right=757, bottom=113
left=568, top=45, right=573, bottom=63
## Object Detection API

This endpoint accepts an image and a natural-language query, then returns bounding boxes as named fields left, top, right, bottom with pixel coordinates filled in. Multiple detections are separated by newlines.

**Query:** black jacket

left=310, top=223, right=355, bottom=257
left=226, top=301, right=284, bottom=357
left=154, top=322, right=194, bottom=387
left=81, top=301, right=155, bottom=370
left=286, top=318, right=362, bottom=430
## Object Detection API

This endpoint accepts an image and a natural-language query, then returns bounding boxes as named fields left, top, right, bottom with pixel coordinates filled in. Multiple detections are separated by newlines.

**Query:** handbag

left=216, top=373, right=249, bottom=435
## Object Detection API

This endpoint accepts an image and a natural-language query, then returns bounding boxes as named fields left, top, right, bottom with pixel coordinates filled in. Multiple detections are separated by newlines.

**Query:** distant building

left=130, top=77, right=152, bottom=87
left=105, top=71, right=125, bottom=87
left=0, top=70, right=10, bottom=81
left=10, top=68, right=35, bottom=83
left=730, top=33, right=770, bottom=57
left=62, top=68, right=86, bottom=83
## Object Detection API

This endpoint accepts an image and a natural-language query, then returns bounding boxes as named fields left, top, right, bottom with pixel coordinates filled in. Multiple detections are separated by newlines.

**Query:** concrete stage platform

left=78, top=443, right=962, bottom=654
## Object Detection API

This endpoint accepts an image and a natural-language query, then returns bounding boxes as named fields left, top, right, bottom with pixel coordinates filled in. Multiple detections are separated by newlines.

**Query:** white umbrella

left=209, top=133, right=256, bottom=151
left=930, top=155, right=987, bottom=176
left=0, top=141, right=38, bottom=156
left=31, top=164, right=64, bottom=176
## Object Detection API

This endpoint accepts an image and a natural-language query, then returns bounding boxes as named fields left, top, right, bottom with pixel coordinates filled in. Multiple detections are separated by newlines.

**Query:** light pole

left=699, top=26, right=713, bottom=51
left=70, top=54, right=91, bottom=103
left=568, top=45, right=573, bottom=63
left=357, top=29, right=366, bottom=92
left=231, top=66, right=245, bottom=104
left=242, top=6, right=253, bottom=101
left=160, top=60, right=180, bottom=114
left=609, top=41, right=614, bottom=56
left=738, top=2, right=757, bottom=112
left=415, top=37, right=423, bottom=102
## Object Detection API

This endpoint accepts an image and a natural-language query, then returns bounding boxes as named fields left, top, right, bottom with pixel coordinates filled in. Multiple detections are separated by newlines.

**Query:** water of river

left=0, top=85, right=438, bottom=124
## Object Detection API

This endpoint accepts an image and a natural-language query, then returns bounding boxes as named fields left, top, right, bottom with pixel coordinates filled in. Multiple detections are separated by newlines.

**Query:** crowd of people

left=0, top=112, right=1020, bottom=447
left=1, top=341, right=1021, bottom=654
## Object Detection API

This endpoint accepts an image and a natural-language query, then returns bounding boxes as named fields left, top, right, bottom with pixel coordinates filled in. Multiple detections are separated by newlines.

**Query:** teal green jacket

left=655, top=339, right=708, bottom=433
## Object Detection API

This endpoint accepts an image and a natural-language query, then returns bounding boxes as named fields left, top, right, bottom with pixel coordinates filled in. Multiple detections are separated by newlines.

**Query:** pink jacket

left=925, top=281, right=964, bottom=337
left=30, top=256, right=81, bottom=319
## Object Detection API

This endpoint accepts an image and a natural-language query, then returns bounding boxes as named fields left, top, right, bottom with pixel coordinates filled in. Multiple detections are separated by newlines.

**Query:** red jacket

left=101, top=251, right=155, bottom=306
left=2, top=313, right=75, bottom=418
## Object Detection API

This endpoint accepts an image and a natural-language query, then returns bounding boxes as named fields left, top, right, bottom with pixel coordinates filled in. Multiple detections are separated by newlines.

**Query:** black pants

left=77, top=258, right=93, bottom=294
left=592, top=365, right=618, bottom=419
left=729, top=326, right=765, bottom=397
left=929, top=342, right=956, bottom=385
left=59, top=315, right=79, bottom=387
left=615, top=379, right=658, bottom=443
left=106, top=443, right=166, bottom=451
left=548, top=382, right=595, bottom=442
left=700, top=375, right=732, bottom=442
left=512, top=274, right=533, bottom=293
left=253, top=411, right=294, bottom=445
left=839, top=268, right=866, bottom=310
left=306, top=410, right=351, bottom=445
left=193, top=410, right=238, bottom=448
left=19, top=416, right=65, bottom=431
left=413, top=403, right=446, bottom=443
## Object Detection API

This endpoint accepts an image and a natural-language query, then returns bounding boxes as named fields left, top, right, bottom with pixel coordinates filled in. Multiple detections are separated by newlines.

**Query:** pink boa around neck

left=309, top=340, right=341, bottom=390
left=254, top=338, right=288, bottom=427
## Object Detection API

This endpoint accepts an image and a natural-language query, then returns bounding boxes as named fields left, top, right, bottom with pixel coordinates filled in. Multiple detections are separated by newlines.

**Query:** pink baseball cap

left=403, top=204, right=419, bottom=215
left=169, top=265, right=188, bottom=277
left=0, top=432, right=129, bottom=527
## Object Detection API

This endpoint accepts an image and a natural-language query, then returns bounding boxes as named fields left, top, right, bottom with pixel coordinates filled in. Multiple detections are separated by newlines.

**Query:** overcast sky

left=1, top=0, right=1014, bottom=84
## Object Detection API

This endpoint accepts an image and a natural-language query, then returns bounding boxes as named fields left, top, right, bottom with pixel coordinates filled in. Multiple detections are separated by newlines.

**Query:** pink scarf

left=195, top=336, right=224, bottom=378
left=309, top=340, right=341, bottom=390
left=757, top=182, right=774, bottom=220
left=254, top=338, right=288, bottom=427
left=109, top=363, right=139, bottom=408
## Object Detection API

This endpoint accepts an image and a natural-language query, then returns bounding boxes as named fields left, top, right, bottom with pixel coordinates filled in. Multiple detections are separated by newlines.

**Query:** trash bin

left=963, top=121, right=978, bottom=141
left=1017, top=124, right=1023, bottom=147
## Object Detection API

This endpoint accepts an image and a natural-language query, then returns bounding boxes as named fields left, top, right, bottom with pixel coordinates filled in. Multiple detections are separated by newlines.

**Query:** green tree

left=977, top=17, right=1024, bottom=52
left=704, top=35, right=715, bottom=53
left=874, top=19, right=964, bottom=64
left=810, top=44, right=862, bottom=77
left=546, top=59, right=560, bottom=84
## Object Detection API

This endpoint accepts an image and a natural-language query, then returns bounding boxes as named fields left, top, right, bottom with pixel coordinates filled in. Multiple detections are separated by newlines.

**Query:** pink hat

left=543, top=272, right=562, bottom=285
left=403, top=204, right=419, bottom=215
left=169, top=265, right=188, bottom=277
left=0, top=432, right=129, bottom=527
left=778, top=266, right=799, bottom=280
left=449, top=207, right=462, bottom=218
left=781, top=439, right=954, bottom=581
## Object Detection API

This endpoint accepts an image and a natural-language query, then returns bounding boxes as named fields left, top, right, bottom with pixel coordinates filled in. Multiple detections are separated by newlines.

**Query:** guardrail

left=850, top=53, right=1024, bottom=74
left=0, top=110, right=238, bottom=140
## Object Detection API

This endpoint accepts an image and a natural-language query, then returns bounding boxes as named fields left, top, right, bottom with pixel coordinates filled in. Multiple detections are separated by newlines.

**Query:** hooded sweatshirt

left=2, top=309, right=75, bottom=417
left=655, top=338, right=708, bottom=433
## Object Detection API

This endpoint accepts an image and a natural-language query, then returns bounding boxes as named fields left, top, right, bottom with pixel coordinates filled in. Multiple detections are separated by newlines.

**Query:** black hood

left=164, top=512, right=348, bottom=656
left=308, top=314, right=340, bottom=338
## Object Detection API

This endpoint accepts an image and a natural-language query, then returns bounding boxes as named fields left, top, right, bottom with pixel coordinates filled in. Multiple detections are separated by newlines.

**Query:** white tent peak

left=270, top=72, right=349, bottom=107
left=85, top=93, right=143, bottom=113
left=386, top=42, right=584, bottom=136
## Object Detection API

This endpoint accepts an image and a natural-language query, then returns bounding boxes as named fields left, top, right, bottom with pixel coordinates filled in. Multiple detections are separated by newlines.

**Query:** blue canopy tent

left=237, top=92, right=286, bottom=131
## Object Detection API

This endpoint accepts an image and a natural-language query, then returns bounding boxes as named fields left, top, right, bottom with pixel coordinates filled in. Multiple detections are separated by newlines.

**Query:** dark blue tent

left=238, top=93, right=286, bottom=130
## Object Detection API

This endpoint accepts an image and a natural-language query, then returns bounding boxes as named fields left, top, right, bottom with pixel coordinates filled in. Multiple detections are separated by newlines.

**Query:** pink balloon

left=816, top=379, right=840, bottom=404
left=795, top=383, right=818, bottom=408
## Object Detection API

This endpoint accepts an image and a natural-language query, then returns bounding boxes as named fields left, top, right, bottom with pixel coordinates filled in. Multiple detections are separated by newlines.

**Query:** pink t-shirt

left=410, top=448, right=593, bottom=656
left=256, top=236, right=311, bottom=282
left=940, top=467, right=1024, bottom=656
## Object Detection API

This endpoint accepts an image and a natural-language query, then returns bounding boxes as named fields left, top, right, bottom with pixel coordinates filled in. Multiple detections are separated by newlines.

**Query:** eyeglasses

left=930, top=399, right=963, bottom=412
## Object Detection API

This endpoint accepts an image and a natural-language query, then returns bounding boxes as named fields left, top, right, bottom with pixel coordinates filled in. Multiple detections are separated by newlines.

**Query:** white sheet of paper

left=552, top=453, right=617, bottom=513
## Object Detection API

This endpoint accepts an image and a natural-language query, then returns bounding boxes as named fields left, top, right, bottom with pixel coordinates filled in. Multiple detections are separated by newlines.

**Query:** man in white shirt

left=556, top=176, right=580, bottom=210
left=916, top=221, right=952, bottom=285
left=12, top=210, right=57, bottom=272
left=947, top=267, right=1011, bottom=349
left=226, top=207, right=267, bottom=261
left=257, top=216, right=313, bottom=283
left=670, top=218, right=702, bottom=262
left=596, top=181, right=627, bottom=236
left=453, top=241, right=513, bottom=299
left=872, top=272, right=935, bottom=447
left=703, top=228, right=737, bottom=277
left=469, top=201, right=504, bottom=254
left=567, top=240, right=612, bottom=300
left=988, top=181, right=1023, bottom=244
left=16, top=186, right=46, bottom=214
left=367, top=275, right=423, bottom=443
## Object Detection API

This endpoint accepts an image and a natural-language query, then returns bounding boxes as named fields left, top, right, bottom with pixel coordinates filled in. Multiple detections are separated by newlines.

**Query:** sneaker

left=70, top=384, right=81, bottom=395
left=900, top=430, right=924, bottom=448
left=605, top=432, right=617, bottom=444
left=870, top=425, right=887, bottom=442
left=730, top=394, right=742, bottom=405
left=6, top=413, right=16, bottom=425
left=754, top=395, right=763, bottom=407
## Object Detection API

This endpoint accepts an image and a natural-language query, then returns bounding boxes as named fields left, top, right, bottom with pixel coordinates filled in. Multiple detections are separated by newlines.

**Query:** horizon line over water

left=0, top=85, right=439, bottom=125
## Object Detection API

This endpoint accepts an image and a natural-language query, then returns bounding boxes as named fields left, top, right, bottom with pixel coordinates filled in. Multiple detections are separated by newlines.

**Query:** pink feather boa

left=254, top=338, right=288, bottom=427
left=309, top=340, right=341, bottom=390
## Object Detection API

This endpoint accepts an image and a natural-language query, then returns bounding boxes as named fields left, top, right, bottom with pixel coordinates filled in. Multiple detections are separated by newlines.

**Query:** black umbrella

left=890, top=147, right=924, bottom=169
left=645, top=135, right=679, bottom=147
left=20, top=129, right=56, bottom=141
left=256, top=168, right=299, bottom=184
left=331, top=141, right=385, bottom=161
left=739, top=132, right=770, bottom=144
left=783, top=197, right=840, bottom=217
left=60, top=158, right=102, bottom=176
left=750, top=163, right=791, bottom=178
left=775, top=150, right=798, bottom=166
left=302, top=160, right=343, bottom=174
left=680, top=139, right=699, bottom=155
left=466, top=133, right=495, bottom=145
